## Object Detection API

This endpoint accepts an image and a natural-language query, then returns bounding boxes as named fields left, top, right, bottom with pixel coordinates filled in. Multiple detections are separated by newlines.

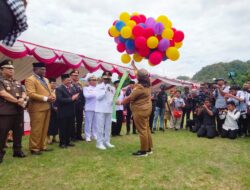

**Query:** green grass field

left=0, top=129, right=249, bottom=190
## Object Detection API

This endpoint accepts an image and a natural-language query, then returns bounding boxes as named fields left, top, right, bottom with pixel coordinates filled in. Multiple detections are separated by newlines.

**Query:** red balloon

left=142, top=28, right=154, bottom=39
left=113, top=20, right=118, bottom=26
left=135, top=36, right=147, bottom=49
left=138, top=47, right=150, bottom=57
left=149, top=51, right=163, bottom=65
left=174, top=30, right=184, bottom=42
left=132, top=25, right=144, bottom=38
left=157, top=35, right=162, bottom=41
left=139, top=14, right=146, bottom=23
left=169, top=40, right=175, bottom=47
left=131, top=15, right=141, bottom=24
left=116, top=43, right=126, bottom=53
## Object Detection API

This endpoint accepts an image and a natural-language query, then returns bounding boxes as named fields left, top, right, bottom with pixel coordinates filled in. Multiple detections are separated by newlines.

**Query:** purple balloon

left=154, top=23, right=164, bottom=35
left=114, top=37, right=120, bottom=44
left=126, top=48, right=135, bottom=54
left=145, top=17, right=156, bottom=29
left=158, top=39, right=170, bottom=52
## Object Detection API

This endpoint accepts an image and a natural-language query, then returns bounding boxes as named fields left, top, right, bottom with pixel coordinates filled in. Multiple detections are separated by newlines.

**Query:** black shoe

left=132, top=151, right=148, bottom=157
left=67, top=143, right=75, bottom=147
left=71, top=138, right=77, bottom=142
left=76, top=136, right=84, bottom=141
left=30, top=150, right=42, bottom=155
left=13, top=151, right=26, bottom=158
left=59, top=144, right=67, bottom=149
left=132, top=132, right=137, bottom=135
left=159, top=128, right=165, bottom=132
left=42, top=148, right=53, bottom=152
left=151, top=131, right=155, bottom=134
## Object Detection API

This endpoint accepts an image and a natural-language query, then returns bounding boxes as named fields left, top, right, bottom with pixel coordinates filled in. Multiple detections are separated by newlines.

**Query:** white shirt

left=116, top=91, right=124, bottom=111
left=173, top=97, right=185, bottom=109
left=236, top=90, right=249, bottom=113
left=95, top=82, right=115, bottom=113
left=222, top=109, right=240, bottom=131
left=83, top=85, right=96, bottom=111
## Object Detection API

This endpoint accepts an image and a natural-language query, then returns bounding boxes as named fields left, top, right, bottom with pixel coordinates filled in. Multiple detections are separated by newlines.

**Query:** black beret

left=61, top=74, right=70, bottom=80
left=33, top=62, right=46, bottom=68
left=0, top=59, right=14, bottom=69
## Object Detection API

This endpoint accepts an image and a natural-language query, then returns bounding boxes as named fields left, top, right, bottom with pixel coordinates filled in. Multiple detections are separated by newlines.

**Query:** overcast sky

left=21, top=0, right=250, bottom=78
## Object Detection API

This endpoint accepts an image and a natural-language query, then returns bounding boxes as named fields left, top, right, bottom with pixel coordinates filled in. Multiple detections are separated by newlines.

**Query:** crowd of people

left=151, top=79, right=250, bottom=140
left=0, top=59, right=249, bottom=163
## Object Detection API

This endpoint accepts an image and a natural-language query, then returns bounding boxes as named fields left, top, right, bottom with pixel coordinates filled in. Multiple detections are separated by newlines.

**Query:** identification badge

left=16, top=93, right=20, bottom=97
left=7, top=86, right=11, bottom=91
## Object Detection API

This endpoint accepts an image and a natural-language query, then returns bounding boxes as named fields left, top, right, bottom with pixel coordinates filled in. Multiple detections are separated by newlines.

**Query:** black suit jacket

left=56, top=85, right=75, bottom=119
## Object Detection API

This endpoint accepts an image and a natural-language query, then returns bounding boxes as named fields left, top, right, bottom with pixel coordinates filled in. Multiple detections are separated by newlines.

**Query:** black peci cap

left=49, top=78, right=56, bottom=83
left=32, top=62, right=46, bottom=68
left=61, top=74, right=70, bottom=80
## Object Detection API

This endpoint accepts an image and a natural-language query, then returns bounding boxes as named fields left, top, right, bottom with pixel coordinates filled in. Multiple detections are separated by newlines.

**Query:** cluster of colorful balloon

left=108, top=12, right=185, bottom=66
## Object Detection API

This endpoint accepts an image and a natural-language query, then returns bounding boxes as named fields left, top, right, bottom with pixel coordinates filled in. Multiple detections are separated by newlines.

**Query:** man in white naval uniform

left=83, top=75, right=97, bottom=142
left=95, top=72, right=115, bottom=150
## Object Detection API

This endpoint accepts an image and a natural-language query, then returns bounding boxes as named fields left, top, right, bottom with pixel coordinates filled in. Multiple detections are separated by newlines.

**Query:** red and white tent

left=0, top=40, right=197, bottom=88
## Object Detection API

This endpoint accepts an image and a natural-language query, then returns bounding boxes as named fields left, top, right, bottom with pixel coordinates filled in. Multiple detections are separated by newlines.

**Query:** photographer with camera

left=197, top=98, right=217, bottom=139
left=221, top=101, right=241, bottom=139
left=213, top=78, right=230, bottom=135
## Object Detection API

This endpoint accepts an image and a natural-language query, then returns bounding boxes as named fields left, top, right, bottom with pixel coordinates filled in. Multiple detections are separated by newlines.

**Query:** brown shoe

left=30, top=150, right=42, bottom=155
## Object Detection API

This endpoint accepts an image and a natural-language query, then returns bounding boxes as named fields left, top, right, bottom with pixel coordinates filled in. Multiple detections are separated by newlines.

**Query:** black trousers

left=238, top=114, right=248, bottom=136
left=48, top=109, right=58, bottom=136
left=126, top=107, right=136, bottom=133
left=197, top=125, right=217, bottom=139
left=72, top=105, right=83, bottom=139
left=112, top=110, right=124, bottom=136
left=0, top=114, right=23, bottom=153
left=180, top=108, right=191, bottom=128
left=221, top=128, right=238, bottom=139
left=59, top=116, right=74, bottom=146
left=0, top=0, right=15, bottom=40
left=149, top=108, right=155, bottom=131
left=216, top=115, right=225, bottom=135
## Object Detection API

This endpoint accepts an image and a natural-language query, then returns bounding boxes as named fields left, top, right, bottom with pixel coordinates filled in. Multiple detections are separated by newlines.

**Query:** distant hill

left=192, top=60, right=250, bottom=86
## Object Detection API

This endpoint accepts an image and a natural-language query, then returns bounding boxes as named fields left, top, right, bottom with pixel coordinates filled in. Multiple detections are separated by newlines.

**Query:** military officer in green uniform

left=0, top=59, right=27, bottom=163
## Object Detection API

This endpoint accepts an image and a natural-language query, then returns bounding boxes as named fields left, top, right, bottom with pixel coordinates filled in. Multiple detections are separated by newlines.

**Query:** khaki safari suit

left=25, top=75, right=53, bottom=152
left=129, top=84, right=153, bottom=151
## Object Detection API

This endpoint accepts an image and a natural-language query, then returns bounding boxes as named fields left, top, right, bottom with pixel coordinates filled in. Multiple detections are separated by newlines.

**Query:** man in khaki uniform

left=0, top=59, right=27, bottom=163
left=25, top=62, right=55, bottom=155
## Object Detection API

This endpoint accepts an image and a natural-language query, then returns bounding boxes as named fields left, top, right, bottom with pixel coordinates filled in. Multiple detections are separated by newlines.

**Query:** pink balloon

left=149, top=51, right=163, bottom=65
left=135, top=36, right=147, bottom=49
left=142, top=28, right=154, bottom=39
left=132, top=25, right=144, bottom=38
left=174, top=30, right=184, bottom=42
left=117, top=43, right=125, bottom=53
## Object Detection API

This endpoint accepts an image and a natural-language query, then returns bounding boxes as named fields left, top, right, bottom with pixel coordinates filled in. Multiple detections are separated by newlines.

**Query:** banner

left=112, top=71, right=129, bottom=122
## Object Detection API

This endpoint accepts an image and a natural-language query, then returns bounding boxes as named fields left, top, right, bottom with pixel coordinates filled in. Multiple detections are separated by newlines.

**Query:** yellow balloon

left=147, top=36, right=159, bottom=49
left=175, top=42, right=183, bottom=49
left=126, top=20, right=136, bottom=28
left=132, top=12, right=139, bottom=16
left=133, top=54, right=143, bottom=62
left=166, top=47, right=180, bottom=61
left=120, top=26, right=132, bottom=39
left=156, top=15, right=169, bottom=25
left=120, top=12, right=130, bottom=22
left=165, top=19, right=172, bottom=28
left=162, top=29, right=174, bottom=40
left=121, top=54, right=131, bottom=64
left=109, top=26, right=120, bottom=37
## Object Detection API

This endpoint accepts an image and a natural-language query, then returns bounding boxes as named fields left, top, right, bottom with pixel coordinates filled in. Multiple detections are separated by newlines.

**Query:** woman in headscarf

left=117, top=61, right=153, bottom=157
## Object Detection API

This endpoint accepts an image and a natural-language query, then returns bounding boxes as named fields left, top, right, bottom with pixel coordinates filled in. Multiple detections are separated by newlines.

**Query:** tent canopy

left=0, top=40, right=196, bottom=88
